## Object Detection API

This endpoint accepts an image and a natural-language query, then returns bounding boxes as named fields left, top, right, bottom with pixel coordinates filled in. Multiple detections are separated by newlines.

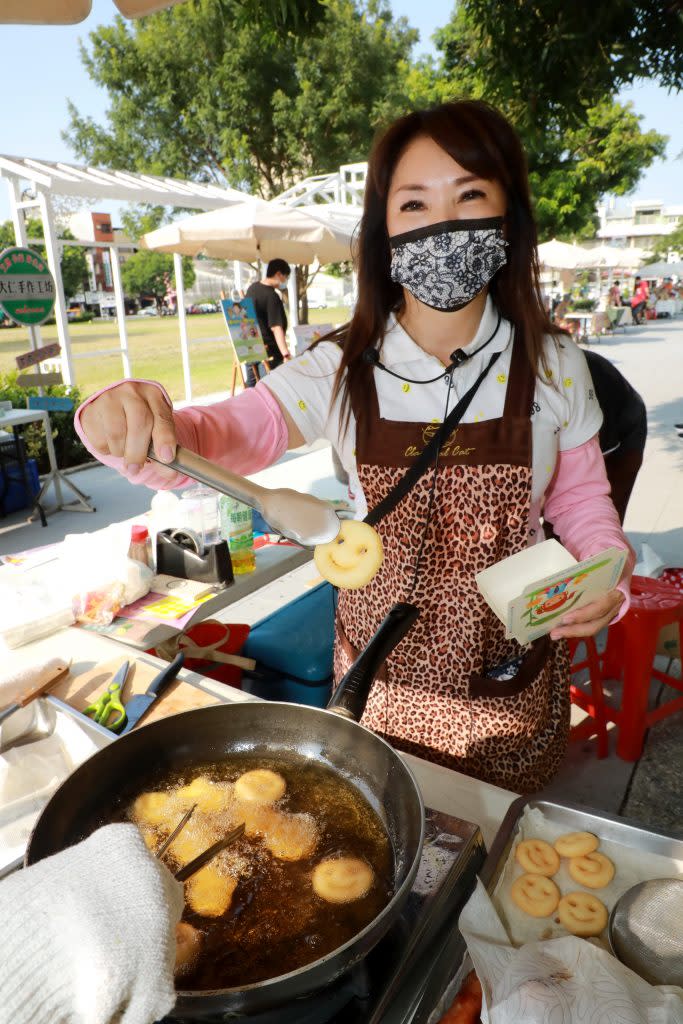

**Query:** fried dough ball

left=240, top=802, right=279, bottom=839
left=234, top=768, right=286, bottom=805
left=175, top=776, right=228, bottom=814
left=175, top=922, right=203, bottom=974
left=264, top=811, right=318, bottom=861
left=132, top=791, right=172, bottom=828
left=312, top=856, right=374, bottom=903
left=314, top=520, right=384, bottom=590
left=186, top=866, right=238, bottom=917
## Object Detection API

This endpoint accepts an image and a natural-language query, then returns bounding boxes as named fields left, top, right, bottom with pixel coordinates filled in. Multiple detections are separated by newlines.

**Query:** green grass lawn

left=0, top=307, right=349, bottom=402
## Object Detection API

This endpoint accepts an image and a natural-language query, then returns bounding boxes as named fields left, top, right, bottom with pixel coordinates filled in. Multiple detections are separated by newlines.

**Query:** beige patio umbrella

left=142, top=198, right=355, bottom=265
left=1, top=0, right=185, bottom=25
left=537, top=238, right=599, bottom=270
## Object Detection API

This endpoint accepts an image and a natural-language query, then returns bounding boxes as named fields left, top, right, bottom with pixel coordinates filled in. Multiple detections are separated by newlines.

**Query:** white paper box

left=475, top=540, right=576, bottom=627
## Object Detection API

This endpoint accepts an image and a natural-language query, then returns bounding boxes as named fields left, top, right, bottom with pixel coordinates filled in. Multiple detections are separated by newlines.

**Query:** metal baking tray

left=0, top=696, right=114, bottom=879
left=482, top=795, right=683, bottom=893
left=418, top=796, right=683, bottom=1023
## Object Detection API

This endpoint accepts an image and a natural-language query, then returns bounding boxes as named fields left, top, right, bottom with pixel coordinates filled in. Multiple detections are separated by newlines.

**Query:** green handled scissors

left=84, top=661, right=129, bottom=732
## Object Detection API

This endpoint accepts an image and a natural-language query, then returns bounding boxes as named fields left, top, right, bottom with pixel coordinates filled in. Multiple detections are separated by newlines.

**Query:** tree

left=65, top=0, right=416, bottom=198
left=64, top=0, right=415, bottom=319
left=650, top=219, right=683, bottom=262
left=0, top=219, right=89, bottom=300
left=433, top=0, right=683, bottom=135
left=408, top=3, right=671, bottom=238
left=120, top=250, right=195, bottom=307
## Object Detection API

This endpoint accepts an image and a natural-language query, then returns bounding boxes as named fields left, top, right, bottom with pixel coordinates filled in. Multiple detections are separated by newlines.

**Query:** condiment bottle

left=128, top=524, right=153, bottom=569
left=220, top=497, right=256, bottom=574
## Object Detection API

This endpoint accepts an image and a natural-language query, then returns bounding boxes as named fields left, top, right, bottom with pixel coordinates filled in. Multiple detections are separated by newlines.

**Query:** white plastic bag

left=62, top=525, right=153, bottom=624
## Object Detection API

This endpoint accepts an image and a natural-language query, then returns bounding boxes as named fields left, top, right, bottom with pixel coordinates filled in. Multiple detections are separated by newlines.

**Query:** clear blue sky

left=1, top=0, right=681, bottom=225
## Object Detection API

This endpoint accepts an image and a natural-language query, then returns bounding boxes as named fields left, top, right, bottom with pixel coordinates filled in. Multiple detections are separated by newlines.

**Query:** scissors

left=83, top=661, right=130, bottom=732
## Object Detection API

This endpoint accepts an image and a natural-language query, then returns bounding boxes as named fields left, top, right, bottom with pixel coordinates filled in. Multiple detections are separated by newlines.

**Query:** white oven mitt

left=0, top=824, right=184, bottom=1024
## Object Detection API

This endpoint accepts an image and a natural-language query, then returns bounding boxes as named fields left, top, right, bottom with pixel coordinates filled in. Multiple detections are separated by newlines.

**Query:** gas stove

left=166, top=807, right=484, bottom=1024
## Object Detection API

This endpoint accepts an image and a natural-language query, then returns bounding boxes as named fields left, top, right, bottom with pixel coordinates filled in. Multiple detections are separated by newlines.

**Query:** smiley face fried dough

left=234, top=768, right=286, bottom=805
left=568, top=851, right=615, bottom=889
left=515, top=839, right=560, bottom=877
left=175, top=922, right=203, bottom=974
left=314, top=520, right=383, bottom=590
left=511, top=873, right=561, bottom=917
left=312, top=857, right=374, bottom=903
left=557, top=891, right=608, bottom=936
left=186, top=866, right=238, bottom=917
left=132, top=791, right=172, bottom=828
left=263, top=810, right=318, bottom=861
left=554, top=831, right=599, bottom=859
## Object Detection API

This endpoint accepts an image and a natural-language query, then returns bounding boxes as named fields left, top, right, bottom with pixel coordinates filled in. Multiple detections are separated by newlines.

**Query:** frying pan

left=27, top=603, right=425, bottom=1019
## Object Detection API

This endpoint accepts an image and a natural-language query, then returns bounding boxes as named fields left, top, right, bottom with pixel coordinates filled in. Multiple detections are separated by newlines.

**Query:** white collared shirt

left=263, top=297, right=602, bottom=533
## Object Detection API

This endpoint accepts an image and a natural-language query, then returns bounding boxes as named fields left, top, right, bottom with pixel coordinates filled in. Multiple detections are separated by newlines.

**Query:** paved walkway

left=1, top=316, right=682, bottom=837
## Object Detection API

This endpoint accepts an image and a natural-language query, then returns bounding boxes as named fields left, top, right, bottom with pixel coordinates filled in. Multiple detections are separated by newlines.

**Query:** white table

left=655, top=299, right=677, bottom=317
left=0, top=407, right=93, bottom=518
left=563, top=311, right=594, bottom=341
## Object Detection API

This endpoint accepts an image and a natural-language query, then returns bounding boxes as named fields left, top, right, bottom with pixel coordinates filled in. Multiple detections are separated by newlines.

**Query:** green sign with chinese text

left=0, top=246, right=56, bottom=326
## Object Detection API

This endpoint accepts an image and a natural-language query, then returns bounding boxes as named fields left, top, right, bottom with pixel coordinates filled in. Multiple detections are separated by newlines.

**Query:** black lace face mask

left=389, top=216, right=507, bottom=312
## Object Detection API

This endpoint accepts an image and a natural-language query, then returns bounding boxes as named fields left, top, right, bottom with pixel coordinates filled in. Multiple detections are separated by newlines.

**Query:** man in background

left=245, top=259, right=292, bottom=387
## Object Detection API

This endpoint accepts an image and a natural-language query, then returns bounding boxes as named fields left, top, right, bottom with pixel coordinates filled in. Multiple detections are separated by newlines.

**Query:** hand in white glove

left=0, top=823, right=184, bottom=1024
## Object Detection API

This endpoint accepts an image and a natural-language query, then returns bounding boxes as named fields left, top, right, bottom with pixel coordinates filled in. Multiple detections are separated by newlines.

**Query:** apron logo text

left=404, top=425, right=475, bottom=459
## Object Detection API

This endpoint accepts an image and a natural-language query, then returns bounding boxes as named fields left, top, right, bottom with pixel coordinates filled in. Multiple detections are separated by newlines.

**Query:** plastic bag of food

left=62, top=526, right=154, bottom=625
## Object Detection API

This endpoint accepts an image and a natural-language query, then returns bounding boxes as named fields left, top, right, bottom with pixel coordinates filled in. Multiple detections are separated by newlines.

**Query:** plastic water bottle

left=180, top=486, right=221, bottom=552
left=220, top=496, right=256, bottom=574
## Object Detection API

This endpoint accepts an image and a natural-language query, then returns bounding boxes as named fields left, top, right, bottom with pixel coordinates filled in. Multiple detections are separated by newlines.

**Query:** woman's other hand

left=549, top=589, right=625, bottom=640
left=79, top=381, right=178, bottom=476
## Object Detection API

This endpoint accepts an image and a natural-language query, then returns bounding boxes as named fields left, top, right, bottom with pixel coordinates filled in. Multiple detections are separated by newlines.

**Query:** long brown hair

left=330, top=98, right=561, bottom=430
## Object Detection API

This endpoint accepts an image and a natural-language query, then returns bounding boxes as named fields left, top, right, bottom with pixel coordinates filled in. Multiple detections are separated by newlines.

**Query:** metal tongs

left=148, top=445, right=341, bottom=548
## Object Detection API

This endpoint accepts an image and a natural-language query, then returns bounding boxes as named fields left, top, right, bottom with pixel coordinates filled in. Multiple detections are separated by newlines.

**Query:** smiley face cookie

left=511, top=873, right=561, bottom=917
left=554, top=831, right=599, bottom=859
left=314, top=520, right=384, bottom=589
left=515, top=838, right=560, bottom=877
left=567, top=851, right=615, bottom=889
left=557, top=891, right=608, bottom=936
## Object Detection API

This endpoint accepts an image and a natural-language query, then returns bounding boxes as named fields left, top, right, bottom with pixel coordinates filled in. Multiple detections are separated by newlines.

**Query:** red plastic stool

left=568, top=637, right=609, bottom=759
left=601, top=574, right=683, bottom=761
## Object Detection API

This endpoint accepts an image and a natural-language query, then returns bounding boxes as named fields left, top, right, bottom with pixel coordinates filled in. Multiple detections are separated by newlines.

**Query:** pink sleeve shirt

left=74, top=379, right=289, bottom=489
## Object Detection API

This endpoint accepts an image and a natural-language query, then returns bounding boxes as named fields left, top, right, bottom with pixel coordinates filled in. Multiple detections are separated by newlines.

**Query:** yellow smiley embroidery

left=352, top=447, right=356, bottom=456
left=298, top=399, right=307, bottom=411
left=563, top=420, right=569, bottom=428
left=545, top=368, right=554, bottom=379
left=300, top=358, right=309, bottom=366
left=563, top=377, right=573, bottom=388
left=474, top=410, right=484, bottom=422
left=402, top=383, right=410, bottom=393
left=496, top=373, right=507, bottom=384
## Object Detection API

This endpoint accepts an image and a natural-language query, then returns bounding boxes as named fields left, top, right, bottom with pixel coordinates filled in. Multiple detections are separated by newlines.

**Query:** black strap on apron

left=364, top=349, right=501, bottom=527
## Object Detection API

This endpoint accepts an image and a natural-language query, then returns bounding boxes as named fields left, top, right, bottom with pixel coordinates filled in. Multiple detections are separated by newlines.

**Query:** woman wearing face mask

left=76, top=100, right=633, bottom=792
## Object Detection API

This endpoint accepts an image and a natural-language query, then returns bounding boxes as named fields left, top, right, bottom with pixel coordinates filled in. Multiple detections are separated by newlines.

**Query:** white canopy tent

left=637, top=259, right=683, bottom=278
left=143, top=198, right=359, bottom=329
left=142, top=199, right=356, bottom=264
left=0, top=155, right=249, bottom=398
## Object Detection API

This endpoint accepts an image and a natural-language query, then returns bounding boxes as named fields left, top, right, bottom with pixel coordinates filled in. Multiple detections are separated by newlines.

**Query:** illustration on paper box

left=521, top=562, right=610, bottom=629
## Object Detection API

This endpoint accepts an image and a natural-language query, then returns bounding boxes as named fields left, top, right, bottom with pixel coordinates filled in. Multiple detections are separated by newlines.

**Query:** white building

left=596, top=199, right=683, bottom=256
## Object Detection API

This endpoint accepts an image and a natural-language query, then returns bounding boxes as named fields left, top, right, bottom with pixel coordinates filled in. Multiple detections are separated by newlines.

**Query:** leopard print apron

left=334, top=332, right=570, bottom=793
